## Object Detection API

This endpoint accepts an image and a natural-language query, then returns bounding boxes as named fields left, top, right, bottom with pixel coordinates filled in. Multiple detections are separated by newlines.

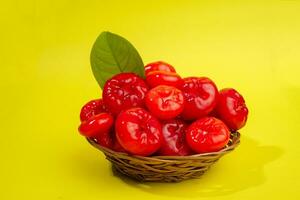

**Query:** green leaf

left=90, top=31, right=145, bottom=89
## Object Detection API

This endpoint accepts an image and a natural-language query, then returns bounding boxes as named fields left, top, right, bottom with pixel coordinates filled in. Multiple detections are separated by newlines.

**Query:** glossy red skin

left=115, top=107, right=162, bottom=156
left=78, top=113, right=114, bottom=138
left=181, top=77, right=219, bottom=120
left=145, top=85, right=185, bottom=120
left=158, top=119, right=193, bottom=156
left=103, top=73, right=149, bottom=115
left=186, top=117, right=230, bottom=153
left=215, top=88, right=248, bottom=131
left=144, top=61, right=176, bottom=75
left=80, top=99, right=107, bottom=122
left=146, top=71, right=183, bottom=89
left=93, top=132, right=113, bottom=149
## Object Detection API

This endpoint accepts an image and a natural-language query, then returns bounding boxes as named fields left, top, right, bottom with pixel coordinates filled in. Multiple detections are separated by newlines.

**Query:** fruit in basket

left=145, top=61, right=176, bottom=75
left=145, top=85, right=185, bottom=120
left=146, top=71, right=183, bottom=89
left=113, top=138, right=127, bottom=153
left=181, top=77, right=219, bottom=120
left=158, top=119, right=193, bottom=156
left=79, top=31, right=248, bottom=157
left=93, top=132, right=113, bottom=149
left=80, top=99, right=107, bottom=122
left=78, top=113, right=114, bottom=137
left=77, top=32, right=246, bottom=182
left=215, top=88, right=248, bottom=131
left=185, top=117, right=230, bottom=153
left=103, top=73, right=149, bottom=115
left=115, top=107, right=162, bottom=156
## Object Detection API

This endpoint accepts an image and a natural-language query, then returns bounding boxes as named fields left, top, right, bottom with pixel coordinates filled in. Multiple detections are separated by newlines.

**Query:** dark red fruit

left=94, top=128, right=127, bottom=152
left=115, top=107, right=162, bottom=156
left=146, top=71, right=183, bottom=89
left=215, top=88, right=248, bottom=131
left=144, top=61, right=176, bottom=75
left=111, top=129, right=127, bottom=153
left=186, top=117, right=230, bottom=153
left=78, top=113, right=114, bottom=138
left=94, top=132, right=113, bottom=149
left=80, top=99, right=106, bottom=122
left=145, top=85, right=185, bottom=120
left=103, top=73, right=149, bottom=115
left=158, top=119, right=193, bottom=156
left=181, top=77, right=218, bottom=120
left=113, top=138, right=127, bottom=153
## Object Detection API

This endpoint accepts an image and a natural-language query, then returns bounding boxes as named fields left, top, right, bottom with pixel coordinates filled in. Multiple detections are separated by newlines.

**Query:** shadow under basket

left=87, top=132, right=240, bottom=182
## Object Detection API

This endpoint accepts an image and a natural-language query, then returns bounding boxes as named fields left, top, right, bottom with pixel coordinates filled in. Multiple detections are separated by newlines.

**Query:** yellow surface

left=1, top=0, right=300, bottom=199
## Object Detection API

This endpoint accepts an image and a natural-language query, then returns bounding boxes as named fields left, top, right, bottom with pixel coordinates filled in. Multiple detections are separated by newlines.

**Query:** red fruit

left=144, top=61, right=176, bottom=75
left=115, top=107, right=162, bottom=156
left=145, top=85, right=185, bottom=120
left=94, top=132, right=113, bottom=149
left=80, top=99, right=106, bottom=122
left=186, top=117, right=230, bottom=153
left=113, top=138, right=127, bottom=153
left=181, top=77, right=218, bottom=120
left=158, top=119, right=193, bottom=156
left=78, top=113, right=114, bottom=138
left=94, top=128, right=127, bottom=152
left=215, top=88, right=248, bottom=131
left=103, top=73, right=149, bottom=115
left=146, top=71, right=183, bottom=89
left=110, top=129, right=127, bottom=153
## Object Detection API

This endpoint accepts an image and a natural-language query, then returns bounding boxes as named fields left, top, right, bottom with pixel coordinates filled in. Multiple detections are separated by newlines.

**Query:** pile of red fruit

left=78, top=61, right=248, bottom=156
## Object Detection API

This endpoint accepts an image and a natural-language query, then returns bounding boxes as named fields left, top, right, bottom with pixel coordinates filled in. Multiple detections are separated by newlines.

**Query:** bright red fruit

left=145, top=85, right=185, bottom=120
left=181, top=77, right=218, bottom=120
left=158, top=119, right=193, bottom=156
left=94, top=132, right=113, bottom=149
left=115, top=107, right=162, bottom=156
left=145, top=61, right=176, bottom=75
left=80, top=99, right=107, bottom=122
left=146, top=71, right=183, bottom=89
left=215, top=88, right=248, bottom=131
left=186, top=117, right=230, bottom=153
left=78, top=113, right=114, bottom=138
left=103, top=73, right=149, bottom=115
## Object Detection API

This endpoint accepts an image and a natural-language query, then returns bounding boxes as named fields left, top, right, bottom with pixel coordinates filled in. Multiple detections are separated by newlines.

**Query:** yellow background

left=1, top=0, right=300, bottom=199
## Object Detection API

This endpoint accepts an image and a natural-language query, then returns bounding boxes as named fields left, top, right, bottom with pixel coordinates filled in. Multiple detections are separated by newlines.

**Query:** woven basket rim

left=86, top=132, right=240, bottom=162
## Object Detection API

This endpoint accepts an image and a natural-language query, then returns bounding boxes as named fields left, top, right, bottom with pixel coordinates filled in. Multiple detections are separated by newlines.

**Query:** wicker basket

left=87, top=132, right=240, bottom=182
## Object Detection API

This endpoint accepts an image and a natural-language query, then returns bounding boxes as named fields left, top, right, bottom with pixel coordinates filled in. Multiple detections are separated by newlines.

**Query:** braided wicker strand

left=87, top=132, right=240, bottom=182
